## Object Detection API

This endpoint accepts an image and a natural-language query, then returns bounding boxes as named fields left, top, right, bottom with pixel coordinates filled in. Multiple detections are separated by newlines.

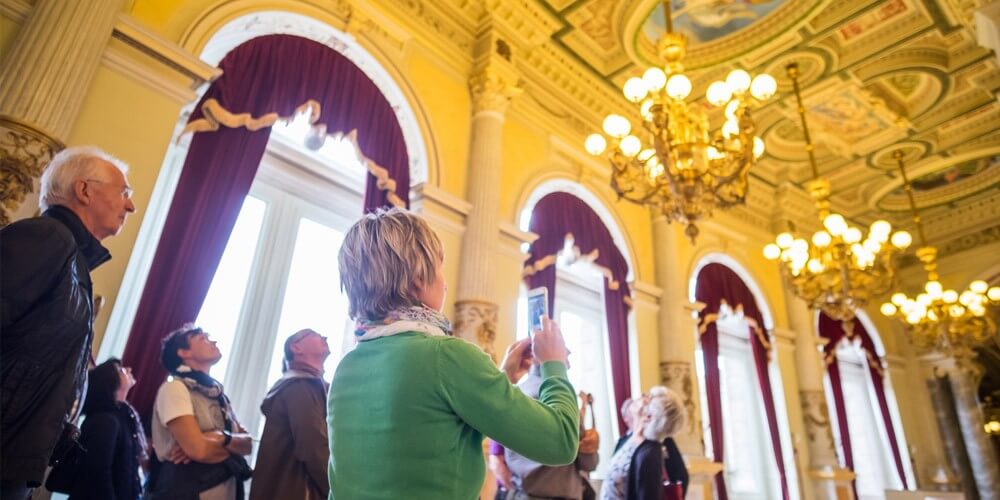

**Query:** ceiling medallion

left=584, top=0, right=775, bottom=242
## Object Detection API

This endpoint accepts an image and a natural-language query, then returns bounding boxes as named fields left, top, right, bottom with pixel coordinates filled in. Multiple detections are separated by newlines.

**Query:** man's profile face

left=81, top=160, right=136, bottom=240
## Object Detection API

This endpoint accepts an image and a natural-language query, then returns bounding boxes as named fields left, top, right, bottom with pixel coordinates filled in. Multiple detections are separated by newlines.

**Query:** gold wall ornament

left=0, top=116, right=63, bottom=225
left=762, top=64, right=911, bottom=324
left=583, top=1, right=775, bottom=242
left=453, top=300, right=499, bottom=362
left=880, top=151, right=1000, bottom=356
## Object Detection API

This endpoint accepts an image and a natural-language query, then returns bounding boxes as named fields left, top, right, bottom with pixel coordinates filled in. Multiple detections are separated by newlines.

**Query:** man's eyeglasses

left=84, top=178, right=134, bottom=199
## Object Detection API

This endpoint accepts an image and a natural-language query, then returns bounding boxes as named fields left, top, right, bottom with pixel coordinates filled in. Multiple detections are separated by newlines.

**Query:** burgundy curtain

left=524, top=192, right=632, bottom=435
left=695, top=263, right=790, bottom=500
left=818, top=313, right=909, bottom=490
left=122, top=34, right=409, bottom=421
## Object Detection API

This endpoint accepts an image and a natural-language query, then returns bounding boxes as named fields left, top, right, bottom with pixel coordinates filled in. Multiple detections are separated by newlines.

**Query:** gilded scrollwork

left=454, top=300, right=500, bottom=362
left=659, top=361, right=699, bottom=436
left=0, top=117, right=61, bottom=225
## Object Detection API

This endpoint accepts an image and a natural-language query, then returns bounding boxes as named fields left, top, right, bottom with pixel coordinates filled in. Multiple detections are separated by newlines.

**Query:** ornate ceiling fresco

left=533, top=0, right=1000, bottom=256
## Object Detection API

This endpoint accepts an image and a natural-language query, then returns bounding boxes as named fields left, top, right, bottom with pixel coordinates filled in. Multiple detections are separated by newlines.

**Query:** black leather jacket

left=1, top=206, right=110, bottom=485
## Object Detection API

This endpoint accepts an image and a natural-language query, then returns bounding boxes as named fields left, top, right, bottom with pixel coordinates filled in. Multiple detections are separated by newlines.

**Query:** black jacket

left=663, top=438, right=688, bottom=496
left=68, top=406, right=143, bottom=500
left=1, top=206, right=110, bottom=485
left=627, top=440, right=664, bottom=500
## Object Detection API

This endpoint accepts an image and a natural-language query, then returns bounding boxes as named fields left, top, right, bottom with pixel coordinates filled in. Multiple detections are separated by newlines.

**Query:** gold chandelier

left=583, top=0, right=776, bottom=242
left=879, top=150, right=1000, bottom=355
left=763, top=63, right=912, bottom=323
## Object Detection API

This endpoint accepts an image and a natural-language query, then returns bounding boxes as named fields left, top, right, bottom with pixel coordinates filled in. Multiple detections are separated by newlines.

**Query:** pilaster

left=0, top=0, right=122, bottom=223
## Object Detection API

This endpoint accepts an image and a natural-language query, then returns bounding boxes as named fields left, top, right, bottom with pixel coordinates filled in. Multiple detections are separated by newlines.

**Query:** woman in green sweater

left=329, top=208, right=579, bottom=499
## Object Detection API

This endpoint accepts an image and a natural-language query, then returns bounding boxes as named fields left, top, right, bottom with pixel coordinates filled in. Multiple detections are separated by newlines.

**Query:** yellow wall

left=4, top=0, right=986, bottom=494
left=68, top=64, right=190, bottom=349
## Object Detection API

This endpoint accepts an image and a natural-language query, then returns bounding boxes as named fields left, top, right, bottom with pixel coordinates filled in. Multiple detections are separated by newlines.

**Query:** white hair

left=642, top=386, right=687, bottom=442
left=39, top=146, right=129, bottom=210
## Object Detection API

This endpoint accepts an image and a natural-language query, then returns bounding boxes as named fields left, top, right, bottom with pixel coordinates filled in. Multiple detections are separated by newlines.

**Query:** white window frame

left=200, top=131, right=365, bottom=436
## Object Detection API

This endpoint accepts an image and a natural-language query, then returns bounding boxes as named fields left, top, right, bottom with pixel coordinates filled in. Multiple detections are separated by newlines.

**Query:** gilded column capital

left=659, top=360, right=704, bottom=454
left=799, top=389, right=839, bottom=468
left=454, top=299, right=500, bottom=362
left=0, top=115, right=63, bottom=225
left=469, top=68, right=522, bottom=116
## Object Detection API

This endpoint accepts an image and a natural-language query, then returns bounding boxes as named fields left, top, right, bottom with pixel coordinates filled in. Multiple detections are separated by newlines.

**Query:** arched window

left=516, top=189, right=634, bottom=479
left=115, top=27, right=426, bottom=429
left=690, top=258, right=797, bottom=500
left=819, top=312, right=913, bottom=499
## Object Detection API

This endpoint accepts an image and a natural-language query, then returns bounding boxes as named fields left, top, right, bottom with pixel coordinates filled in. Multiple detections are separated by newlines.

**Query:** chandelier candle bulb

left=706, top=81, right=732, bottom=106
left=812, top=231, right=832, bottom=247
left=623, top=77, right=649, bottom=102
left=749, top=74, right=777, bottom=100
left=585, top=134, right=607, bottom=155
left=666, top=74, right=692, bottom=100
left=763, top=244, right=781, bottom=260
left=988, top=287, right=1000, bottom=301
left=619, top=135, right=641, bottom=157
left=844, top=227, right=863, bottom=244
left=726, top=69, right=751, bottom=94
left=881, top=303, right=897, bottom=316
left=602, top=115, right=631, bottom=138
left=752, top=137, right=765, bottom=159
left=643, top=67, right=667, bottom=91
left=890, top=231, right=912, bottom=249
left=722, top=119, right=740, bottom=139
left=823, top=214, right=847, bottom=236
left=970, top=280, right=989, bottom=294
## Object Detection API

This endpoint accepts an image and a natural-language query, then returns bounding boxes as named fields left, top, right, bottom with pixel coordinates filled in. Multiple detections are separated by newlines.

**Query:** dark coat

left=662, top=438, right=688, bottom=496
left=249, top=372, right=329, bottom=500
left=68, top=406, right=143, bottom=500
left=627, top=440, right=664, bottom=500
left=1, top=206, right=110, bottom=485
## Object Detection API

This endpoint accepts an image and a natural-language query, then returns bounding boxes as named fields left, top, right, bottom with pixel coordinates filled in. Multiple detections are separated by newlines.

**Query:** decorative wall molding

left=454, top=299, right=500, bottom=362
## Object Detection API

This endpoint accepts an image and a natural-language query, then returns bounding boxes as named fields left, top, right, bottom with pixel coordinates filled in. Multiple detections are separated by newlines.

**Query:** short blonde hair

left=338, top=208, right=444, bottom=320
left=642, top=386, right=687, bottom=441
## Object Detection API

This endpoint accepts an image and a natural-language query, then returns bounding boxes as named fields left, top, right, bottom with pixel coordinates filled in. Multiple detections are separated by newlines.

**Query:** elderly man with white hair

left=1, top=146, right=136, bottom=499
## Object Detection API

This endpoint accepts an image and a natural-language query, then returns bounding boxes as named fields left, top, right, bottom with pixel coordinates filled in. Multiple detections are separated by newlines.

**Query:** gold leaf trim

left=180, top=98, right=404, bottom=208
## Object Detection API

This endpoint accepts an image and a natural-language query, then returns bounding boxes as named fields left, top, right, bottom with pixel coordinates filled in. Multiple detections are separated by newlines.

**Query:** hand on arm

left=165, top=416, right=231, bottom=464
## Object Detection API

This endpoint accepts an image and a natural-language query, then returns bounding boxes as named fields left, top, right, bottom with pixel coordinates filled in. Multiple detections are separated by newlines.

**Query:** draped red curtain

left=818, top=313, right=909, bottom=490
left=523, top=192, right=632, bottom=435
left=122, top=34, right=410, bottom=421
left=695, top=263, right=789, bottom=500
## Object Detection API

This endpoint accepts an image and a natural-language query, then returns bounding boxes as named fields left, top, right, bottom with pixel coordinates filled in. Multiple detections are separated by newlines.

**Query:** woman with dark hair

left=55, top=358, right=148, bottom=499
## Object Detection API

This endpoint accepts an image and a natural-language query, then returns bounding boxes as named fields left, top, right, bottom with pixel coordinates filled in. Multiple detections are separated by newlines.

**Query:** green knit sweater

left=327, top=332, right=579, bottom=499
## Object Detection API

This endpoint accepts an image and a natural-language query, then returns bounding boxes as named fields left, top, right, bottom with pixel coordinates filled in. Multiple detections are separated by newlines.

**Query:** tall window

left=517, top=260, right=617, bottom=479
left=828, top=342, right=902, bottom=499
left=194, top=117, right=366, bottom=436
left=696, top=311, right=792, bottom=500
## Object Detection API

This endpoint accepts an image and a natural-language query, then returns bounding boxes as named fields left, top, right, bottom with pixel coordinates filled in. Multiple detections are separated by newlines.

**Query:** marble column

left=453, top=64, right=520, bottom=359
left=0, top=0, right=122, bottom=224
left=925, top=372, right=975, bottom=497
left=927, top=355, right=1000, bottom=500
left=782, top=292, right=855, bottom=499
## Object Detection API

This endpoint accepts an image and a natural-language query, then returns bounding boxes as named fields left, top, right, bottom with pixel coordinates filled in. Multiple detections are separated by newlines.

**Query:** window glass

left=195, top=196, right=267, bottom=381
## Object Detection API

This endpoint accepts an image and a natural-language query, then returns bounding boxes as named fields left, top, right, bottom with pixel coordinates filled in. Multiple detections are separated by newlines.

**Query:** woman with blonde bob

left=328, top=208, right=579, bottom=499
left=602, top=386, right=687, bottom=500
